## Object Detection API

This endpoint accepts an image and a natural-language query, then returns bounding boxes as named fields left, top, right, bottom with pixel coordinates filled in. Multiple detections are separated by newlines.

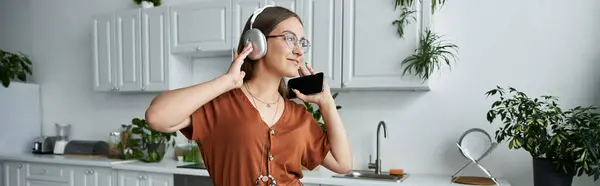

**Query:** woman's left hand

left=292, top=63, right=333, bottom=106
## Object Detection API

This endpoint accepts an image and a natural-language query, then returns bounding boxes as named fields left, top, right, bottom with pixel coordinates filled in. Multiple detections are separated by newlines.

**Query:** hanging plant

left=392, top=0, right=458, bottom=82
left=395, top=0, right=448, bottom=13
left=132, top=0, right=162, bottom=7
left=393, top=7, right=416, bottom=39
left=401, top=29, right=458, bottom=81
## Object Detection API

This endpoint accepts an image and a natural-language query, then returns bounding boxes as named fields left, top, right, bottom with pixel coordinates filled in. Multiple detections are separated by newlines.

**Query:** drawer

left=26, top=163, right=70, bottom=183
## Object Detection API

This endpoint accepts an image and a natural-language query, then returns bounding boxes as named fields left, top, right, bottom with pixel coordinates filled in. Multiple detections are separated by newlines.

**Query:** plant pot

left=141, top=1, right=154, bottom=8
left=144, top=143, right=166, bottom=162
left=533, top=158, right=573, bottom=186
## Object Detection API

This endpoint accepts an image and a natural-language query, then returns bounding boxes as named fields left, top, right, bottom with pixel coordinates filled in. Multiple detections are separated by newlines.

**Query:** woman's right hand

left=224, top=43, right=253, bottom=90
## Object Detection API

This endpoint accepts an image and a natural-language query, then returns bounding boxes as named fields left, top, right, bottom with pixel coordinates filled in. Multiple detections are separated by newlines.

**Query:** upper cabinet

left=92, top=6, right=192, bottom=92
left=339, top=0, right=431, bottom=90
left=170, top=0, right=233, bottom=55
left=91, top=0, right=431, bottom=92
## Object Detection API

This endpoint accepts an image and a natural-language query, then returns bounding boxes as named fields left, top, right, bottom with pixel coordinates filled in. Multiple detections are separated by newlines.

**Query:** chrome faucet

left=368, top=121, right=387, bottom=174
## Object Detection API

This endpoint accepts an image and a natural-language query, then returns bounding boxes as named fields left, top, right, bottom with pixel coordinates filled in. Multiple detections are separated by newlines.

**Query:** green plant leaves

left=0, top=49, right=33, bottom=88
left=118, top=118, right=176, bottom=162
left=393, top=7, right=416, bottom=39
left=395, top=0, right=447, bottom=14
left=303, top=92, right=342, bottom=132
left=485, top=86, right=600, bottom=181
left=400, top=29, right=458, bottom=81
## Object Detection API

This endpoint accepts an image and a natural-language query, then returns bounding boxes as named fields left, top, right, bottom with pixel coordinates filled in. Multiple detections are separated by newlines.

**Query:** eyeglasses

left=266, top=32, right=311, bottom=54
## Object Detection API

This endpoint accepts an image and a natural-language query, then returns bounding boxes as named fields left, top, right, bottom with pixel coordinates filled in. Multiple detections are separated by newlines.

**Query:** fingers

left=299, top=62, right=310, bottom=76
left=233, top=43, right=253, bottom=68
left=292, top=89, right=307, bottom=100
left=305, top=62, right=316, bottom=75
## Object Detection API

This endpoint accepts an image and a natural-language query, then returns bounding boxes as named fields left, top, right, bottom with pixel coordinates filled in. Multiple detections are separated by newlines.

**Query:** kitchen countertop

left=0, top=153, right=512, bottom=186
left=0, top=153, right=136, bottom=167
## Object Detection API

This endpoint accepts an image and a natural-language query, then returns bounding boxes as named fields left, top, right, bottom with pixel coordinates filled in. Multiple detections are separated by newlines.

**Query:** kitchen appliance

left=63, top=140, right=110, bottom=156
left=53, top=123, right=71, bottom=154
left=31, top=136, right=57, bottom=154
left=0, top=82, right=42, bottom=154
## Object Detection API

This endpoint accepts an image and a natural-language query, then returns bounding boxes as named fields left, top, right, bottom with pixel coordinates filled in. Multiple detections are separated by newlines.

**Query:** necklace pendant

left=266, top=104, right=271, bottom=108
left=261, top=176, right=269, bottom=182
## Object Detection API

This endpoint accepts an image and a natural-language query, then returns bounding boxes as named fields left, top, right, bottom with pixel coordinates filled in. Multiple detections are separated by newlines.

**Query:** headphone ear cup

left=242, top=28, right=268, bottom=60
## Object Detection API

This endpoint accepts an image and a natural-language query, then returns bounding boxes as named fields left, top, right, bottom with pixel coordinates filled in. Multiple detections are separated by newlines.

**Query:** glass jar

left=183, top=140, right=202, bottom=163
left=108, top=132, right=121, bottom=159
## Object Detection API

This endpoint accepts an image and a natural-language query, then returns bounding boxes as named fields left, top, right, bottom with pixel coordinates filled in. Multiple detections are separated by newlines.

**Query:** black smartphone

left=287, top=72, right=324, bottom=99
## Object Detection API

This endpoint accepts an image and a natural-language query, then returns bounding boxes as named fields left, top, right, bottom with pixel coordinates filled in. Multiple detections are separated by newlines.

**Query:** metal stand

left=451, top=141, right=501, bottom=186
left=451, top=128, right=500, bottom=186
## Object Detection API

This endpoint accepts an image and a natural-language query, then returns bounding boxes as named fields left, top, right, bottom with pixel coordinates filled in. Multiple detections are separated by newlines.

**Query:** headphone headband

left=249, top=5, right=275, bottom=29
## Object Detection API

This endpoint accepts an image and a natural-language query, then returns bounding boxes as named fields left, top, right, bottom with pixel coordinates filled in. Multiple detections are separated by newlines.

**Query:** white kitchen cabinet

left=2, top=161, right=24, bottom=186
left=91, top=0, right=433, bottom=92
left=300, top=0, right=343, bottom=89
left=339, top=0, right=432, bottom=90
left=72, top=166, right=116, bottom=186
left=170, top=0, right=233, bottom=56
left=117, top=170, right=173, bottom=186
left=91, top=7, right=193, bottom=93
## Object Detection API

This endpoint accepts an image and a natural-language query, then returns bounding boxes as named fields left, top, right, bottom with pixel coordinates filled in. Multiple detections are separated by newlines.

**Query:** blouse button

left=269, top=155, right=274, bottom=161
left=269, top=129, right=275, bottom=135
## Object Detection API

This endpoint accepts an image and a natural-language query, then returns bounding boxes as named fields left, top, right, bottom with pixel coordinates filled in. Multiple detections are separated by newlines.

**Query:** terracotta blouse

left=180, top=88, right=331, bottom=186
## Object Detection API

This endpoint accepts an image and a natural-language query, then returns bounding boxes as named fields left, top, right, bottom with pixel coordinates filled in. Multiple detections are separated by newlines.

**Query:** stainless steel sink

left=332, top=170, right=409, bottom=182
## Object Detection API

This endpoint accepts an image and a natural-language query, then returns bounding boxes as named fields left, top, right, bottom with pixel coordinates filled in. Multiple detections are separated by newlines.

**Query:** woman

left=145, top=6, right=352, bottom=186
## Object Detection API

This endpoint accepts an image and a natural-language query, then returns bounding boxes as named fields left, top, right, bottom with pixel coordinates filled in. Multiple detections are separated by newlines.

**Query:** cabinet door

left=24, top=180, right=69, bottom=186
left=268, top=0, right=302, bottom=14
left=73, top=167, right=115, bottom=186
left=117, top=170, right=144, bottom=186
left=145, top=172, right=173, bottom=186
left=141, top=6, right=170, bottom=91
left=91, top=14, right=116, bottom=91
left=232, top=0, right=267, bottom=50
left=341, top=0, right=431, bottom=90
left=2, top=161, right=24, bottom=186
left=170, top=0, right=233, bottom=53
left=300, top=0, right=342, bottom=88
left=114, top=9, right=143, bottom=91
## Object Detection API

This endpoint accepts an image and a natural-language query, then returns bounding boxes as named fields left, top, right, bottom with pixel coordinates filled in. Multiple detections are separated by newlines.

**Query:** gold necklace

left=244, top=83, right=279, bottom=108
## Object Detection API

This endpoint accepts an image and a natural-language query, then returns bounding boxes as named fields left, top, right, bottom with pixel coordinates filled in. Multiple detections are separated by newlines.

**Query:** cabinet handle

left=196, top=47, right=202, bottom=51
left=17, top=164, right=22, bottom=169
left=89, top=170, right=95, bottom=174
left=142, top=87, right=147, bottom=91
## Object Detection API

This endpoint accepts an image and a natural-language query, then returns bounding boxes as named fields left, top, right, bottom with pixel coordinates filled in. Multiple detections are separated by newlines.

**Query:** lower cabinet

left=0, top=161, right=172, bottom=186
left=117, top=170, right=173, bottom=186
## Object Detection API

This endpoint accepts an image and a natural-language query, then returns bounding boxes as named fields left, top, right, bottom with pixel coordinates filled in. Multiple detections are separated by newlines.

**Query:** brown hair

left=235, top=6, right=302, bottom=99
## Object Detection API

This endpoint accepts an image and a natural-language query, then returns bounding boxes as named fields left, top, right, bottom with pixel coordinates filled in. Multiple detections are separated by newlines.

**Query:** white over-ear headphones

left=242, top=5, right=275, bottom=60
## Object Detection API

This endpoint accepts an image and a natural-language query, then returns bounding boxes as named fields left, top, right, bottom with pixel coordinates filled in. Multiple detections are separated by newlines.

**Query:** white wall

left=2, top=0, right=600, bottom=185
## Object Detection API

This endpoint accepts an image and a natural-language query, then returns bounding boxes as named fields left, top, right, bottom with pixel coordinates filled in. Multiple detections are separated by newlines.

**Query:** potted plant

left=132, top=0, right=161, bottom=8
left=0, top=49, right=33, bottom=88
left=400, top=29, right=458, bottom=82
left=392, top=0, right=458, bottom=82
left=119, top=118, right=177, bottom=162
left=485, top=86, right=600, bottom=186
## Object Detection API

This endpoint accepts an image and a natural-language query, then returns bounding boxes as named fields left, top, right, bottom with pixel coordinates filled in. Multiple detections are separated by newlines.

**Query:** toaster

left=32, top=136, right=57, bottom=154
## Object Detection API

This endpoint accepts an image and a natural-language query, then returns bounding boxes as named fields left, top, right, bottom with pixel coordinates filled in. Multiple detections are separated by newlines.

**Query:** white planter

left=141, top=1, right=154, bottom=8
